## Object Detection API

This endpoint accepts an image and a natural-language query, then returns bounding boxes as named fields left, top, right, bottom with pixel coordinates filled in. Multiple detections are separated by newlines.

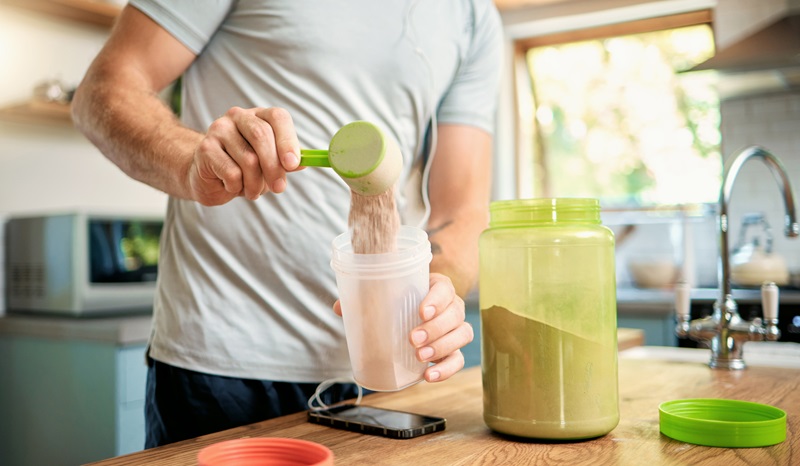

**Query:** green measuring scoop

left=298, top=149, right=332, bottom=167
left=299, top=121, right=401, bottom=196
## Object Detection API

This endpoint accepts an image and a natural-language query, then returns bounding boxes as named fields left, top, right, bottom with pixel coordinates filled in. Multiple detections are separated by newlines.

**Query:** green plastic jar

left=479, top=198, right=619, bottom=439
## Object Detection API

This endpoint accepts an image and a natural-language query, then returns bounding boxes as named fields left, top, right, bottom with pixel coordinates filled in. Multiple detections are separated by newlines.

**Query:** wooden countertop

left=86, top=347, right=798, bottom=466
left=617, top=327, right=645, bottom=350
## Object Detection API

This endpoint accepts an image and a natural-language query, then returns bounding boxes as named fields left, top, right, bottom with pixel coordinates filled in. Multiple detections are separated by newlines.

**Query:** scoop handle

left=299, top=149, right=331, bottom=167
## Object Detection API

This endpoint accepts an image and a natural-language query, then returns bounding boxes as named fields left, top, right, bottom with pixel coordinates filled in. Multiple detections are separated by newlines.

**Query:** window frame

left=508, top=9, right=715, bottom=199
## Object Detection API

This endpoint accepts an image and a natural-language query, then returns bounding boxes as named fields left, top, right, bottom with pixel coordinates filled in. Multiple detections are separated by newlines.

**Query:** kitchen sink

left=619, top=342, right=800, bottom=369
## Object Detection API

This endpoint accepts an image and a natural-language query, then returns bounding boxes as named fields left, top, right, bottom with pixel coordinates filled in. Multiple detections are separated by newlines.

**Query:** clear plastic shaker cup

left=331, top=225, right=431, bottom=391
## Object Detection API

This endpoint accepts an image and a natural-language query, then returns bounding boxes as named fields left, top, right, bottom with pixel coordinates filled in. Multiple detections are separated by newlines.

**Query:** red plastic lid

left=197, top=437, right=334, bottom=466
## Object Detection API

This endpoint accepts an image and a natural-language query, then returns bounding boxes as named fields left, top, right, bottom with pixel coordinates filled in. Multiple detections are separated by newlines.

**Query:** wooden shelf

left=493, top=0, right=563, bottom=11
left=0, top=100, right=73, bottom=125
left=4, top=0, right=122, bottom=28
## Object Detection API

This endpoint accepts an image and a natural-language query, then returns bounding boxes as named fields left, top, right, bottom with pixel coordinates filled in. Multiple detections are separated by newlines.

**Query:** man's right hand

left=72, top=6, right=306, bottom=206
left=189, top=106, right=303, bottom=206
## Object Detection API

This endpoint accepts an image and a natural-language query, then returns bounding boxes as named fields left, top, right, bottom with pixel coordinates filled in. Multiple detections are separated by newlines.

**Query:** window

left=514, top=11, right=721, bottom=208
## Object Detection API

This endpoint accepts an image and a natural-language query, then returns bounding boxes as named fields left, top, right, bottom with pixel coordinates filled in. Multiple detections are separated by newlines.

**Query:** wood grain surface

left=86, top=349, right=798, bottom=466
left=617, top=327, right=645, bottom=351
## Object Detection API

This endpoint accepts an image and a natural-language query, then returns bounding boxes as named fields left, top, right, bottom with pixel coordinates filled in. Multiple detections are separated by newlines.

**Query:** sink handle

left=675, top=281, right=691, bottom=320
left=761, top=281, right=781, bottom=341
left=761, top=282, right=778, bottom=320
left=674, top=281, right=691, bottom=338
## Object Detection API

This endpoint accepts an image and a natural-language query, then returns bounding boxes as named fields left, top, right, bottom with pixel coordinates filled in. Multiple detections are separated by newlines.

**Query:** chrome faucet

left=676, top=145, right=799, bottom=369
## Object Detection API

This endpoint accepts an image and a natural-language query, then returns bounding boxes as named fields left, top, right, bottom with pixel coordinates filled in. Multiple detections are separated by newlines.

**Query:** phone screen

left=307, top=404, right=446, bottom=439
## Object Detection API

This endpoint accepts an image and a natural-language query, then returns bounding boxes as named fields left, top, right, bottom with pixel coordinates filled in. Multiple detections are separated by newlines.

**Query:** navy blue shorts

left=144, top=357, right=361, bottom=448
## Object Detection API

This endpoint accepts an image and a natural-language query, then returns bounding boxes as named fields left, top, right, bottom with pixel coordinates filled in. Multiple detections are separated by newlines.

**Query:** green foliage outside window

left=528, top=24, right=720, bottom=207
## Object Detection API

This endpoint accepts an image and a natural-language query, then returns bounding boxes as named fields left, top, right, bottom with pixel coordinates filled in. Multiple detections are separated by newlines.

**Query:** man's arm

left=72, top=6, right=301, bottom=206
left=406, top=123, right=491, bottom=383
left=71, top=6, right=200, bottom=199
left=426, top=124, right=492, bottom=298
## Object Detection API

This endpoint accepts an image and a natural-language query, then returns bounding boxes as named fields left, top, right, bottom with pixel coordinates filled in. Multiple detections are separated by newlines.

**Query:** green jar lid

left=489, top=198, right=602, bottom=227
left=659, top=398, right=786, bottom=448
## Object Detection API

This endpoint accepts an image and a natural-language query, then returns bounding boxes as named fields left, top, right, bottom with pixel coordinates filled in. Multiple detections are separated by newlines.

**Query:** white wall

left=0, top=4, right=167, bottom=216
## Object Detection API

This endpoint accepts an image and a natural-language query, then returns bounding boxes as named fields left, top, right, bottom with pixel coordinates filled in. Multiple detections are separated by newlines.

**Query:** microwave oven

left=4, top=212, right=163, bottom=315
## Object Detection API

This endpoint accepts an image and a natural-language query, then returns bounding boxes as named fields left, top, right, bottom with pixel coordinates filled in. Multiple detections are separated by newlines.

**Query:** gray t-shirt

left=132, top=0, right=502, bottom=382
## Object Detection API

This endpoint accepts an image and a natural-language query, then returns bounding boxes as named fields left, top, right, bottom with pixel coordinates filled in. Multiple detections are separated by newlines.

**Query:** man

left=72, top=0, right=502, bottom=448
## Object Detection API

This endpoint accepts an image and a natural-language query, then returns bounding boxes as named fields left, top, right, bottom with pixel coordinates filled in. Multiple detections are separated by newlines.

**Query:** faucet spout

left=719, top=146, right=799, bottom=298
left=675, top=145, right=798, bottom=369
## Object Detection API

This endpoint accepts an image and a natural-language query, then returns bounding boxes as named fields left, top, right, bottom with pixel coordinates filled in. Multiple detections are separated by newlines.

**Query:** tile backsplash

left=720, top=91, right=800, bottom=273
left=608, top=208, right=720, bottom=289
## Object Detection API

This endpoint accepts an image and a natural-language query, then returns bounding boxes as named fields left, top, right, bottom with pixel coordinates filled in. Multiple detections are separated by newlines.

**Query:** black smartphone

left=307, top=404, right=446, bottom=439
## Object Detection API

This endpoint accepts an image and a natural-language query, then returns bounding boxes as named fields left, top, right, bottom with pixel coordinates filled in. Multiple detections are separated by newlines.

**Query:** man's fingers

left=225, top=107, right=277, bottom=197
left=421, top=274, right=457, bottom=320
left=415, top=321, right=473, bottom=364
left=411, top=297, right=466, bottom=347
left=195, top=135, right=244, bottom=195
left=424, top=349, right=466, bottom=383
left=191, top=106, right=302, bottom=205
left=252, top=107, right=300, bottom=193
left=256, top=107, right=301, bottom=171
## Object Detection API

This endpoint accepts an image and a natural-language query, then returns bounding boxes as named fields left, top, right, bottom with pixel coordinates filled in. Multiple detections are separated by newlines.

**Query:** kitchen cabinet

left=616, top=289, right=678, bottom=346
left=0, top=0, right=122, bottom=126
left=617, top=313, right=676, bottom=346
left=0, top=99, right=73, bottom=126
left=4, top=0, right=122, bottom=27
left=617, top=286, right=800, bottom=347
left=0, top=314, right=151, bottom=466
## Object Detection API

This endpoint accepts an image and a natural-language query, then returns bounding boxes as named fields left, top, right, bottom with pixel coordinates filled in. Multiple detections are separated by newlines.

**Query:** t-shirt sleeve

left=129, top=0, right=236, bottom=54
left=436, top=0, right=503, bottom=135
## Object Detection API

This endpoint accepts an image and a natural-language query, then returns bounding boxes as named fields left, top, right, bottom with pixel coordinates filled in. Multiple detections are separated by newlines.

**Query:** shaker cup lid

left=197, top=437, right=334, bottom=466
left=659, top=398, right=786, bottom=448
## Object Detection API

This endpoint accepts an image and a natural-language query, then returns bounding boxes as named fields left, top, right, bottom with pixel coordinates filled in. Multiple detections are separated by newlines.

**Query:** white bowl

left=628, top=259, right=678, bottom=289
